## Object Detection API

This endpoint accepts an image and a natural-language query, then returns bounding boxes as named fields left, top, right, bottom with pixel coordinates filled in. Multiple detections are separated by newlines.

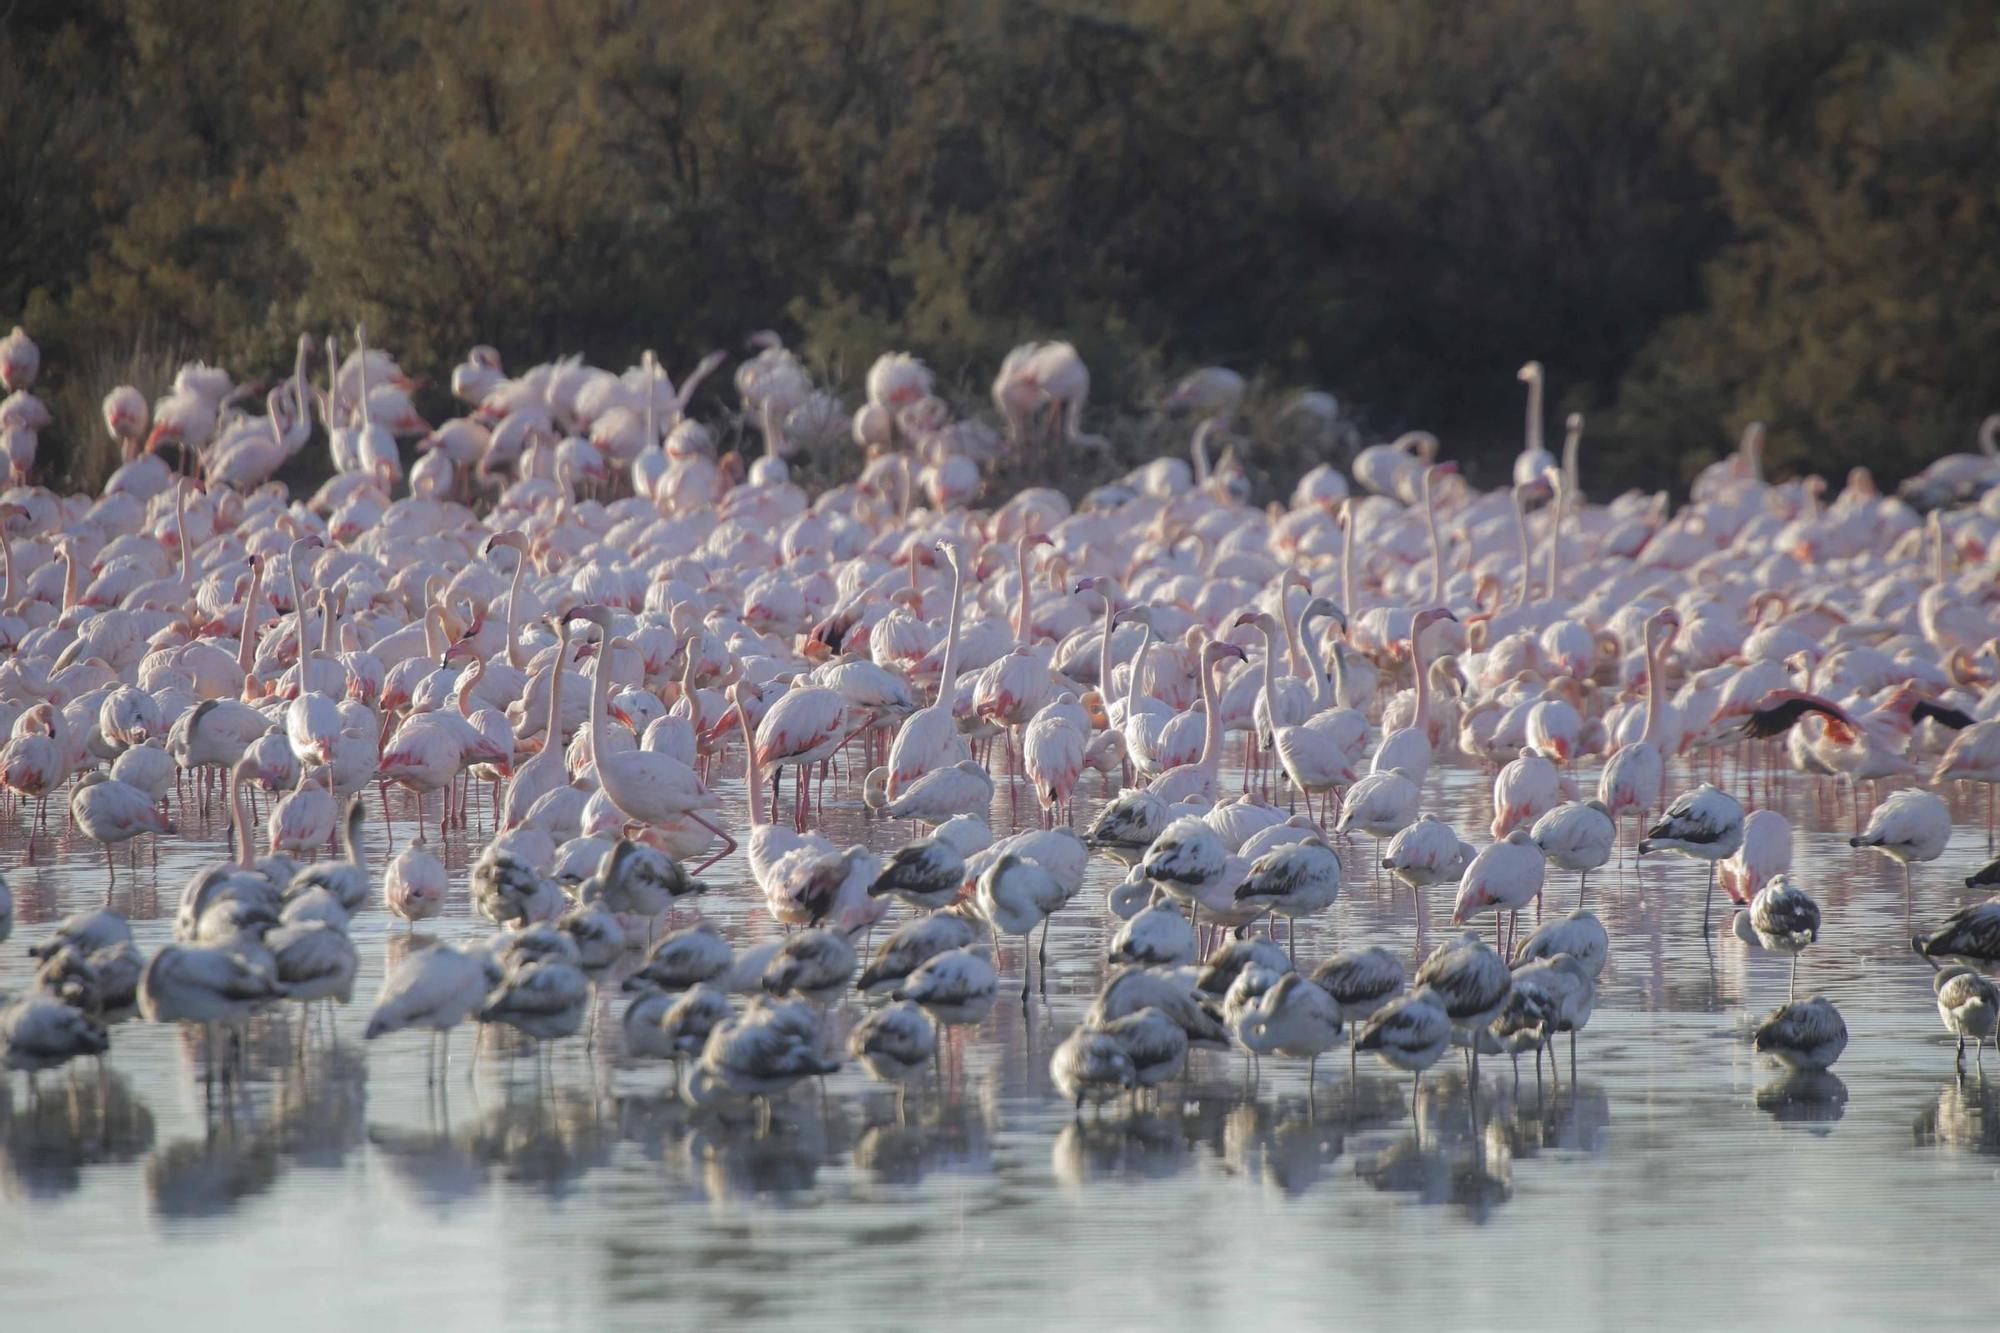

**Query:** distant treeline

left=3, top=0, right=1995, bottom=495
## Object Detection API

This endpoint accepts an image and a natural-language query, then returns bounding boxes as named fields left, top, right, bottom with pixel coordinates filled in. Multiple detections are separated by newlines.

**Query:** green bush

left=3, top=0, right=1993, bottom=497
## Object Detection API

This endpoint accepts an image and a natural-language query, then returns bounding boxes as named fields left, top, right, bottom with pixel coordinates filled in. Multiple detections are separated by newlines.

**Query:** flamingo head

left=1232, top=609, right=1278, bottom=634
left=1449, top=887, right=1495, bottom=925
left=1413, top=606, right=1458, bottom=634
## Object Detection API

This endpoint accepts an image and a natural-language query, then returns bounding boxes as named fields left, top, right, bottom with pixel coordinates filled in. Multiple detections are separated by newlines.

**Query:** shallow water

left=4, top=754, right=1999, bottom=1332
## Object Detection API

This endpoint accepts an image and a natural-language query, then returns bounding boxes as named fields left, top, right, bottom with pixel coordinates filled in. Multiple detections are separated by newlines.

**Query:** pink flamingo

left=1452, top=829, right=1547, bottom=954
left=70, top=771, right=173, bottom=892
left=1148, top=640, right=1249, bottom=805
left=1371, top=606, right=1458, bottom=783
left=1599, top=607, right=1680, bottom=846
left=573, top=606, right=737, bottom=868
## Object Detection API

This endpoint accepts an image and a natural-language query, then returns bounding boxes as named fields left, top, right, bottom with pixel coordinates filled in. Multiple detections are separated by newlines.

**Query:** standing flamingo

left=1371, top=607, right=1458, bottom=783
left=1599, top=607, right=1680, bottom=843
left=1850, top=787, right=1951, bottom=903
left=572, top=606, right=737, bottom=868
left=1639, top=783, right=1745, bottom=931
left=1148, top=640, right=1249, bottom=805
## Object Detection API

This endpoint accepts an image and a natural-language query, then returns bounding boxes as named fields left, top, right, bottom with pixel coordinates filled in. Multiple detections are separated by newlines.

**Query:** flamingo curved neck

left=1640, top=629, right=1668, bottom=745
left=173, top=485, right=190, bottom=586
left=1340, top=502, right=1359, bottom=619
left=1, top=520, right=13, bottom=604
left=586, top=633, right=612, bottom=775
left=231, top=766, right=253, bottom=867
left=457, top=656, right=484, bottom=720
left=1510, top=494, right=1532, bottom=610
left=355, top=326, right=371, bottom=420
left=236, top=565, right=262, bottom=676
left=738, top=696, right=767, bottom=831
left=1411, top=622, right=1433, bottom=735
left=1196, top=649, right=1225, bottom=771
left=1280, top=588, right=1304, bottom=677
left=1124, top=626, right=1153, bottom=715
left=643, top=351, right=657, bottom=451
left=503, top=549, right=527, bottom=670
left=421, top=606, right=445, bottom=661
left=294, top=337, right=309, bottom=435
left=325, top=336, right=341, bottom=430
left=678, top=636, right=701, bottom=730
left=340, top=806, right=364, bottom=870
left=1423, top=474, right=1445, bottom=605
left=288, top=553, right=313, bottom=676
left=1013, top=538, right=1034, bottom=642
left=1191, top=423, right=1212, bottom=484
left=545, top=629, right=570, bottom=753
left=1524, top=369, right=1543, bottom=457
left=1545, top=479, right=1565, bottom=602
left=937, top=553, right=966, bottom=706
left=1301, top=614, right=1333, bottom=711
left=1258, top=626, right=1282, bottom=726
left=1095, top=585, right=1115, bottom=704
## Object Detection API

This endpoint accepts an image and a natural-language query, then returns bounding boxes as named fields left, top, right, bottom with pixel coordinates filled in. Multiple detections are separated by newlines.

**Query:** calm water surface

left=3, top=755, right=1998, bottom=1331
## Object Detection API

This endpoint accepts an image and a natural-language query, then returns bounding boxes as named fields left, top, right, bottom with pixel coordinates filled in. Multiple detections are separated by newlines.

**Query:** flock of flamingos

left=4, top=319, right=2000, bottom=1140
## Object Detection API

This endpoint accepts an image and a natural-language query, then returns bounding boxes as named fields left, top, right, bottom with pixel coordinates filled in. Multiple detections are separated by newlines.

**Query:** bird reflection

left=267, top=1041, right=368, bottom=1168
left=686, top=1098, right=849, bottom=1199
left=1487, top=1080, right=1612, bottom=1159
left=367, top=1120, right=488, bottom=1211
left=1755, top=1070, right=1848, bottom=1131
left=1356, top=1132, right=1514, bottom=1221
left=1052, top=1111, right=1189, bottom=1189
left=0, top=1068, right=155, bottom=1200
left=1222, top=1099, right=1345, bottom=1196
left=468, top=1085, right=613, bottom=1195
left=851, top=1096, right=994, bottom=1186
left=1914, top=1074, right=2000, bottom=1153
left=146, top=1127, right=281, bottom=1218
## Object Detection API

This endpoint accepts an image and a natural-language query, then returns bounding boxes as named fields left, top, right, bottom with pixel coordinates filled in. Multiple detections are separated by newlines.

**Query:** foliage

left=2, top=0, right=1993, bottom=496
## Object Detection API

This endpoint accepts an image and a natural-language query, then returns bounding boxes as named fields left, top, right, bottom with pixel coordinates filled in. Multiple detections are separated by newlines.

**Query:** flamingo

left=1231, top=837, right=1342, bottom=965
left=1598, top=607, right=1680, bottom=841
left=1147, top=640, right=1249, bottom=805
left=1932, top=967, right=2000, bottom=1073
left=500, top=616, right=575, bottom=830
left=686, top=997, right=839, bottom=1128
left=1731, top=874, right=1821, bottom=1001
left=383, top=834, right=446, bottom=926
left=755, top=679, right=849, bottom=831
left=1933, top=718, right=2000, bottom=850
left=572, top=606, right=736, bottom=867
left=1850, top=787, right=1951, bottom=902
left=1639, top=783, right=1745, bottom=932
left=1529, top=799, right=1615, bottom=906
left=1353, top=987, right=1453, bottom=1133
left=1491, top=746, right=1563, bottom=837
left=70, top=771, right=173, bottom=891
left=1752, top=997, right=1848, bottom=1071
left=1, top=994, right=109, bottom=1081
left=1371, top=606, right=1457, bottom=784
left=1451, top=830, right=1547, bottom=954
left=1718, top=808, right=1793, bottom=906
left=977, top=851, right=1071, bottom=1001
left=884, top=538, right=971, bottom=795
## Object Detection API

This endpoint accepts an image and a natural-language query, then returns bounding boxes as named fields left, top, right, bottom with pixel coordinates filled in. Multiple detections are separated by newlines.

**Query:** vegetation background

left=4, top=0, right=1995, bottom=496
